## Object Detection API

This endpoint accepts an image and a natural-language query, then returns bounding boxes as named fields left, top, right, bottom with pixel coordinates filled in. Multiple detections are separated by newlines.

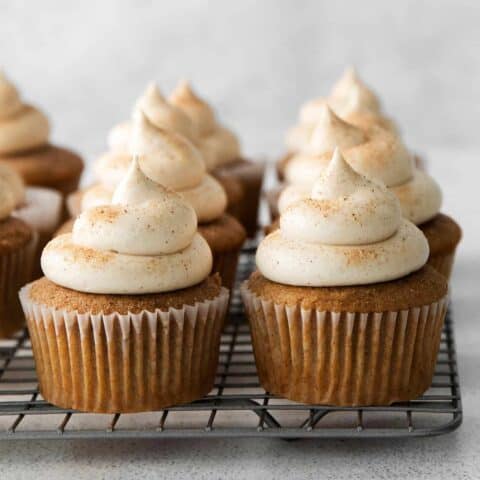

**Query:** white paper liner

left=0, top=232, right=37, bottom=337
left=241, top=282, right=448, bottom=406
left=19, top=284, right=229, bottom=413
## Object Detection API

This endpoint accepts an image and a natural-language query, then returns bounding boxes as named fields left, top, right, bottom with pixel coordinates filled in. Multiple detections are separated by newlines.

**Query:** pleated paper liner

left=427, top=251, right=456, bottom=281
left=19, top=285, right=229, bottom=413
left=241, top=283, right=448, bottom=406
left=0, top=233, right=37, bottom=338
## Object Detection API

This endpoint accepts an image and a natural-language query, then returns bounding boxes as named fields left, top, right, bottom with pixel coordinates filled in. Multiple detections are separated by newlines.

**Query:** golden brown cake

left=242, top=151, right=448, bottom=406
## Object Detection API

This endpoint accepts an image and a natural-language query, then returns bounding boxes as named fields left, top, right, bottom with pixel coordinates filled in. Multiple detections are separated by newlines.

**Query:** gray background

left=1, top=0, right=480, bottom=159
left=1, top=1, right=480, bottom=479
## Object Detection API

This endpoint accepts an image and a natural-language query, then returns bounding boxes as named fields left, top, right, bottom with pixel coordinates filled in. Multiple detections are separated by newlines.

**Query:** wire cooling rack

left=0, top=241, right=462, bottom=440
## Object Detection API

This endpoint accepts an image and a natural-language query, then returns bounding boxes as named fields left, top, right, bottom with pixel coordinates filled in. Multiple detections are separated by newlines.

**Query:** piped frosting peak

left=42, top=158, right=212, bottom=294
left=257, top=149, right=429, bottom=287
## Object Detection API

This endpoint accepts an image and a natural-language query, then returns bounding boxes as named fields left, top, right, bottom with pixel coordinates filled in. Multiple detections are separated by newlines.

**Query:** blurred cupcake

left=73, top=82, right=246, bottom=224
left=0, top=72, right=83, bottom=197
left=276, top=106, right=461, bottom=279
left=242, top=150, right=448, bottom=406
left=0, top=172, right=37, bottom=337
left=20, top=158, right=229, bottom=413
left=63, top=111, right=246, bottom=290
left=169, top=81, right=264, bottom=237
left=0, top=165, right=63, bottom=279
left=279, top=68, right=424, bottom=179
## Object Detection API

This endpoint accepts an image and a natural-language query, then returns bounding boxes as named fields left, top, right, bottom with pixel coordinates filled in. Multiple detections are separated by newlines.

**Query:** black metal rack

left=0, top=243, right=462, bottom=439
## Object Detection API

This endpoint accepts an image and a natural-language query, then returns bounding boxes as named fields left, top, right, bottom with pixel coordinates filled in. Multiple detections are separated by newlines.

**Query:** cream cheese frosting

left=169, top=81, right=241, bottom=169
left=42, top=158, right=212, bottom=294
left=258, top=150, right=429, bottom=287
left=281, top=106, right=441, bottom=225
left=285, top=68, right=396, bottom=153
left=107, top=83, right=197, bottom=152
left=0, top=72, right=50, bottom=155
left=88, top=110, right=228, bottom=223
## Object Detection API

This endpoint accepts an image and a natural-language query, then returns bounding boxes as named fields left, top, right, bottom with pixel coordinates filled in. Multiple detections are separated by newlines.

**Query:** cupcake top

left=281, top=106, right=441, bottom=225
left=169, top=81, right=241, bottom=170
left=88, top=110, right=228, bottom=223
left=285, top=68, right=396, bottom=152
left=258, top=149, right=429, bottom=287
left=107, top=83, right=196, bottom=152
left=0, top=71, right=50, bottom=155
left=42, top=157, right=212, bottom=294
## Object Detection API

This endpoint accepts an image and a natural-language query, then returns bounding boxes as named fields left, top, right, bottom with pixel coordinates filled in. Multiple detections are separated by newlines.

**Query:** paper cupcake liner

left=211, top=249, right=242, bottom=291
left=19, top=285, right=229, bottom=413
left=0, top=233, right=37, bottom=338
left=241, top=283, right=448, bottom=406
left=427, top=251, right=456, bottom=281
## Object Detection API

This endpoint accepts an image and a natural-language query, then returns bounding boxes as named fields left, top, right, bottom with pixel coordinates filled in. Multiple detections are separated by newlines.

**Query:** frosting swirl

left=90, top=110, right=227, bottom=223
left=169, top=81, right=241, bottom=169
left=282, top=106, right=441, bottom=224
left=258, top=150, right=429, bottom=287
left=0, top=72, right=50, bottom=154
left=107, top=83, right=196, bottom=152
left=42, top=158, right=212, bottom=294
left=169, top=81, right=216, bottom=137
left=285, top=68, right=395, bottom=152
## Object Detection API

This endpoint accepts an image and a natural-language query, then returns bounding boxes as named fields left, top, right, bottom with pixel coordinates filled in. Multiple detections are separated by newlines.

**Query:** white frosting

left=288, top=68, right=395, bottom=153
left=130, top=110, right=227, bottom=222
left=169, top=81, right=216, bottom=136
left=169, top=81, right=241, bottom=169
left=258, top=150, right=429, bottom=286
left=283, top=108, right=441, bottom=224
left=0, top=72, right=50, bottom=154
left=13, top=186, right=62, bottom=234
left=42, top=158, right=212, bottom=294
left=107, top=121, right=132, bottom=153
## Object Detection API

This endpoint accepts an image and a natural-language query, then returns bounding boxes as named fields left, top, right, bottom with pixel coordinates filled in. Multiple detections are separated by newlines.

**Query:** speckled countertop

left=0, top=149, right=479, bottom=479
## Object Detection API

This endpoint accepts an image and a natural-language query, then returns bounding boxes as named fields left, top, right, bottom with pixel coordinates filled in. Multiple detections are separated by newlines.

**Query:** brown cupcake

left=0, top=144, right=84, bottom=196
left=21, top=275, right=228, bottom=413
left=212, top=170, right=245, bottom=223
left=243, top=150, right=448, bottom=407
left=419, top=213, right=462, bottom=279
left=214, top=158, right=265, bottom=238
left=243, top=267, right=447, bottom=407
left=0, top=217, right=36, bottom=337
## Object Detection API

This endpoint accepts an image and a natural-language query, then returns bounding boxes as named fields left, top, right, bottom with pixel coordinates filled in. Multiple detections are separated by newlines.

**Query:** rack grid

left=0, top=242, right=462, bottom=439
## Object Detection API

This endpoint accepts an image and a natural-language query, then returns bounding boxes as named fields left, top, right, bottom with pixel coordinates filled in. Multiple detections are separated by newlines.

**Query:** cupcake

left=276, top=106, right=461, bottom=279
left=0, top=173, right=37, bottom=337
left=242, top=150, right=448, bottom=406
left=0, top=72, right=84, bottom=197
left=0, top=165, right=63, bottom=279
left=19, top=158, right=229, bottom=413
left=71, top=82, right=246, bottom=226
left=62, top=111, right=246, bottom=290
left=169, top=81, right=264, bottom=237
left=279, top=68, right=424, bottom=180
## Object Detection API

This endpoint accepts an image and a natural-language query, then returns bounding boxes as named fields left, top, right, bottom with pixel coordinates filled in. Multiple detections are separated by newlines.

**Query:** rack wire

left=0, top=242, right=462, bottom=440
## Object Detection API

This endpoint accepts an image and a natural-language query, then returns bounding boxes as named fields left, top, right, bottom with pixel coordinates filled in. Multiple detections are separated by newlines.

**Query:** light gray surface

left=1, top=1, right=479, bottom=478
